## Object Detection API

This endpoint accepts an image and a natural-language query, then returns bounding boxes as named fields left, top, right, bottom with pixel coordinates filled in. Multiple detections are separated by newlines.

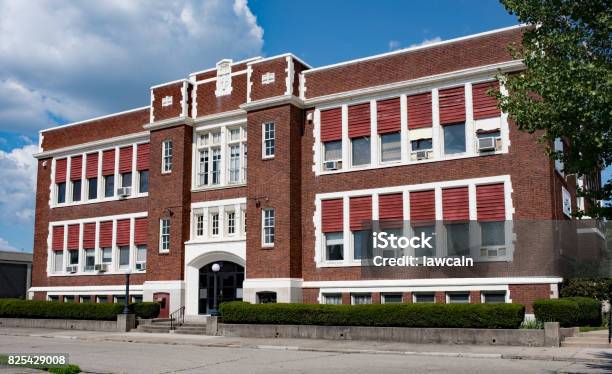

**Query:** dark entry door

left=153, top=292, right=170, bottom=318
left=198, top=262, right=244, bottom=314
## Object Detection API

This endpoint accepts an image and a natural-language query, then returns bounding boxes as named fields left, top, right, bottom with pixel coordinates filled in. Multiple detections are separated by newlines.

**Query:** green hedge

left=219, top=302, right=525, bottom=329
left=533, top=297, right=601, bottom=327
left=0, top=299, right=160, bottom=321
left=560, top=278, right=612, bottom=301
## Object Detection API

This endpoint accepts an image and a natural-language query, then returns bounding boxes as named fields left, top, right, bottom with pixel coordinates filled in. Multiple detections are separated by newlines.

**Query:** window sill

left=262, top=155, right=275, bottom=160
left=48, top=270, right=145, bottom=277
left=191, top=183, right=246, bottom=192
left=52, top=193, right=148, bottom=209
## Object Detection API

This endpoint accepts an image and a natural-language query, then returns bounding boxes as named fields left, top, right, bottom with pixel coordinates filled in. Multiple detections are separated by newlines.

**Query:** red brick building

left=30, top=25, right=589, bottom=318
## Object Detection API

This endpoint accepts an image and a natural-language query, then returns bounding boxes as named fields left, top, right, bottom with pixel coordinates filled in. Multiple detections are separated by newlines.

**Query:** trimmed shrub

left=0, top=299, right=161, bottom=320
left=219, top=301, right=525, bottom=329
left=130, top=302, right=160, bottom=319
left=564, top=297, right=602, bottom=326
left=560, top=278, right=612, bottom=301
left=533, top=299, right=580, bottom=327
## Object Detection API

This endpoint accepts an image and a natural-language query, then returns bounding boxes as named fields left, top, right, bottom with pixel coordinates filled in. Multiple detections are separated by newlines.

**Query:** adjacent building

left=30, top=25, right=599, bottom=318
left=0, top=250, right=32, bottom=299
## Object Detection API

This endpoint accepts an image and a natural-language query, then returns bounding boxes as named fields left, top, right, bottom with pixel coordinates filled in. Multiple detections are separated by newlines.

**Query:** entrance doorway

left=198, top=262, right=244, bottom=314
left=153, top=292, right=170, bottom=318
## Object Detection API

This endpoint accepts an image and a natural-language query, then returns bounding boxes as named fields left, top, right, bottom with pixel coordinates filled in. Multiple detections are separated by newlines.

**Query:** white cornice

left=39, top=106, right=150, bottom=134
left=303, top=60, right=524, bottom=105
left=302, top=277, right=563, bottom=289
left=34, top=131, right=149, bottom=159
left=240, top=94, right=304, bottom=111
left=143, top=116, right=194, bottom=131
left=193, top=109, right=246, bottom=127
left=247, top=53, right=312, bottom=69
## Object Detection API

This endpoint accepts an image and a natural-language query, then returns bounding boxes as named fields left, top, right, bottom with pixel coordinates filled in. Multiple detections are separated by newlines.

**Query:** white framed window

left=210, top=213, right=219, bottom=237
left=351, top=136, right=371, bottom=166
left=262, top=208, right=275, bottom=246
left=323, top=140, right=343, bottom=170
left=196, top=127, right=246, bottom=188
left=380, top=132, right=401, bottom=162
left=413, top=293, right=435, bottom=303
left=227, top=211, right=236, bottom=235
left=323, top=293, right=342, bottom=305
left=53, top=251, right=64, bottom=273
left=162, top=140, right=173, bottom=173
left=84, top=249, right=95, bottom=272
left=382, top=294, right=403, bottom=304
left=482, top=291, right=506, bottom=304
left=160, top=218, right=170, bottom=252
left=324, top=232, right=344, bottom=261
left=118, top=246, right=130, bottom=270
left=447, top=292, right=470, bottom=304
left=101, top=247, right=112, bottom=264
left=443, top=123, right=466, bottom=155
left=262, top=122, right=275, bottom=158
left=136, top=245, right=147, bottom=264
left=195, top=213, right=204, bottom=237
left=351, top=293, right=372, bottom=305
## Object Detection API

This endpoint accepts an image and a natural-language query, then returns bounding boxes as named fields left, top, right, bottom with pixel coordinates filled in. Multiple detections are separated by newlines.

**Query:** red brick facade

left=31, top=26, right=580, bottom=315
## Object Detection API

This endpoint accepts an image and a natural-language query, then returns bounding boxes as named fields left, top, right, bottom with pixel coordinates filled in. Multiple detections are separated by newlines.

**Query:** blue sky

left=0, top=1, right=608, bottom=252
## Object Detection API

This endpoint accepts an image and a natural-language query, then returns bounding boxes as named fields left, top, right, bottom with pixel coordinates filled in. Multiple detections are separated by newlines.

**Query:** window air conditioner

left=65, top=265, right=78, bottom=273
left=324, top=160, right=342, bottom=171
left=480, top=246, right=507, bottom=258
left=135, top=262, right=146, bottom=271
left=412, top=150, right=431, bottom=160
left=477, top=137, right=497, bottom=152
left=94, top=264, right=108, bottom=272
left=116, top=186, right=131, bottom=199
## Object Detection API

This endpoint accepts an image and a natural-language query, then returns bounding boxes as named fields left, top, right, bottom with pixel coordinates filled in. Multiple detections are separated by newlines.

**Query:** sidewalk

left=1, top=327, right=610, bottom=364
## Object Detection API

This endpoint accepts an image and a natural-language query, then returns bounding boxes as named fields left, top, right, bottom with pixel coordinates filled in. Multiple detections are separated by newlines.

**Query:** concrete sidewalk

left=1, top=327, right=610, bottom=364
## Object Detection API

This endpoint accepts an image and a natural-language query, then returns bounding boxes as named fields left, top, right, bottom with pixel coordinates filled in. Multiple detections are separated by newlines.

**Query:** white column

left=499, top=81, right=511, bottom=152
left=434, top=187, right=444, bottom=257
left=220, top=129, right=227, bottom=185
left=343, top=196, right=351, bottom=263
left=81, top=153, right=86, bottom=200
left=129, top=217, right=136, bottom=270
left=219, top=205, right=226, bottom=239
left=132, top=144, right=138, bottom=196
left=431, top=89, right=441, bottom=158
left=66, top=157, right=72, bottom=203
left=97, top=150, right=103, bottom=200
left=465, top=83, right=475, bottom=155
left=114, top=147, right=120, bottom=198
left=400, top=94, right=409, bottom=162
left=341, top=104, right=349, bottom=168
left=370, top=99, right=377, bottom=165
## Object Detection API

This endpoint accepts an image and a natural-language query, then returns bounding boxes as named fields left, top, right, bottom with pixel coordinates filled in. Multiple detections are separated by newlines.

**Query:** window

left=121, top=172, right=132, bottom=188
left=262, top=209, right=275, bottom=246
left=263, top=122, right=275, bottom=158
left=353, top=230, right=372, bottom=260
left=136, top=245, right=147, bottom=264
left=482, top=292, right=506, bottom=304
left=139, top=170, right=148, bottom=193
left=63, top=295, right=75, bottom=303
left=325, top=232, right=343, bottom=261
left=411, top=138, right=433, bottom=151
left=88, top=178, right=98, bottom=200
left=211, top=213, right=219, bottom=236
left=351, top=136, right=371, bottom=166
left=481, top=221, right=505, bottom=247
left=227, top=211, right=236, bottom=235
left=211, top=148, right=221, bottom=184
left=382, top=294, right=403, bottom=304
left=380, top=132, right=401, bottom=162
left=53, top=252, right=64, bottom=273
left=160, top=219, right=170, bottom=252
left=102, top=248, right=112, bottom=264
left=351, top=293, right=372, bottom=305
left=57, top=182, right=66, bottom=204
left=195, top=214, right=204, bottom=237
left=48, top=295, right=59, bottom=302
left=380, top=228, right=403, bottom=259
left=69, top=250, right=79, bottom=265
left=229, top=145, right=240, bottom=183
left=554, top=137, right=564, bottom=174
left=257, top=292, right=277, bottom=304
left=413, top=293, right=435, bottom=303
left=72, top=180, right=82, bottom=202
left=324, top=141, right=342, bottom=163
left=162, top=140, right=173, bottom=173
left=413, top=225, right=436, bottom=257
left=323, top=293, right=342, bottom=305
left=197, top=127, right=246, bottom=188
left=84, top=249, right=95, bottom=271
left=115, top=295, right=126, bottom=305
left=104, top=175, right=114, bottom=198
left=96, top=296, right=109, bottom=303
left=80, top=296, right=92, bottom=303
left=119, top=246, right=130, bottom=270
left=443, top=123, right=466, bottom=154
left=446, top=223, right=470, bottom=256
left=448, top=292, right=470, bottom=304
left=131, top=295, right=143, bottom=303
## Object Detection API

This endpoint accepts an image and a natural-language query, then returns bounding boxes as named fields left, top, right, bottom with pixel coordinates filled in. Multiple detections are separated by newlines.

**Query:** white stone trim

left=39, top=106, right=150, bottom=134
left=34, top=132, right=149, bottom=159
left=303, top=276, right=562, bottom=289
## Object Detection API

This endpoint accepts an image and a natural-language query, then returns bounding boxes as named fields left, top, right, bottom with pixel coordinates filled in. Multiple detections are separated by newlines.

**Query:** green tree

left=498, top=0, right=611, bottom=219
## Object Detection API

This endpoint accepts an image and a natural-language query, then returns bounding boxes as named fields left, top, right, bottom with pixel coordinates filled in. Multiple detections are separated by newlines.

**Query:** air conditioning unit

left=65, top=265, right=78, bottom=273
left=411, top=150, right=431, bottom=160
left=135, top=262, right=146, bottom=271
left=116, top=186, right=131, bottom=199
left=324, top=160, right=342, bottom=171
left=94, top=264, right=108, bottom=272
left=477, top=137, right=497, bottom=152
left=480, top=246, right=507, bottom=258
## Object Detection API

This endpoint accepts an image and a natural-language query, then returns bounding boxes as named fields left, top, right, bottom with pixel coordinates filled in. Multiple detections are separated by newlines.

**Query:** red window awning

left=477, top=183, right=506, bottom=221
left=137, top=143, right=150, bottom=171
left=55, top=158, right=67, bottom=183
left=99, top=221, right=113, bottom=248
left=377, top=98, right=401, bottom=134
left=320, top=108, right=342, bottom=142
left=322, top=199, right=343, bottom=233
left=116, top=219, right=131, bottom=246
left=348, top=102, right=371, bottom=138
left=472, top=81, right=501, bottom=120
left=410, top=190, right=436, bottom=224
left=85, top=153, right=99, bottom=179
left=134, top=217, right=148, bottom=245
left=119, top=146, right=133, bottom=174
left=407, top=92, right=432, bottom=129
left=83, top=222, right=96, bottom=249
left=70, top=156, right=82, bottom=181
left=102, top=149, right=115, bottom=176
left=350, top=196, right=372, bottom=231
left=51, top=226, right=64, bottom=251
left=439, top=86, right=466, bottom=125
left=442, top=186, right=469, bottom=221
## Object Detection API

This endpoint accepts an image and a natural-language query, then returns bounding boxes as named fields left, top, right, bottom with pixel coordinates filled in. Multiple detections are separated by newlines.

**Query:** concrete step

left=561, top=341, right=612, bottom=348
left=564, top=336, right=610, bottom=343
left=172, top=328, right=207, bottom=335
left=180, top=323, right=207, bottom=328
left=135, top=325, right=171, bottom=333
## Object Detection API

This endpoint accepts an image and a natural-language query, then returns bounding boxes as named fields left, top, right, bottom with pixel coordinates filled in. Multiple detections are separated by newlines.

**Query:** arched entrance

left=198, top=262, right=244, bottom=314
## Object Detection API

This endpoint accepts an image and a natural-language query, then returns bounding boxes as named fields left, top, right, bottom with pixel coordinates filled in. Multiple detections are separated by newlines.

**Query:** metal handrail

left=169, top=306, right=185, bottom=330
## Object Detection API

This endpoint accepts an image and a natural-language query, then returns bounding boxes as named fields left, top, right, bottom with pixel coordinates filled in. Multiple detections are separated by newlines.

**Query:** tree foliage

left=498, top=0, right=611, bottom=219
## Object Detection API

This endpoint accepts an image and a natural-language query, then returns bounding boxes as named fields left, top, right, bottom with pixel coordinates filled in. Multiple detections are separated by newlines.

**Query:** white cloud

left=0, top=144, right=38, bottom=227
left=0, top=0, right=264, bottom=134
left=409, top=36, right=442, bottom=48
left=0, top=237, right=18, bottom=251
left=388, top=40, right=401, bottom=51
